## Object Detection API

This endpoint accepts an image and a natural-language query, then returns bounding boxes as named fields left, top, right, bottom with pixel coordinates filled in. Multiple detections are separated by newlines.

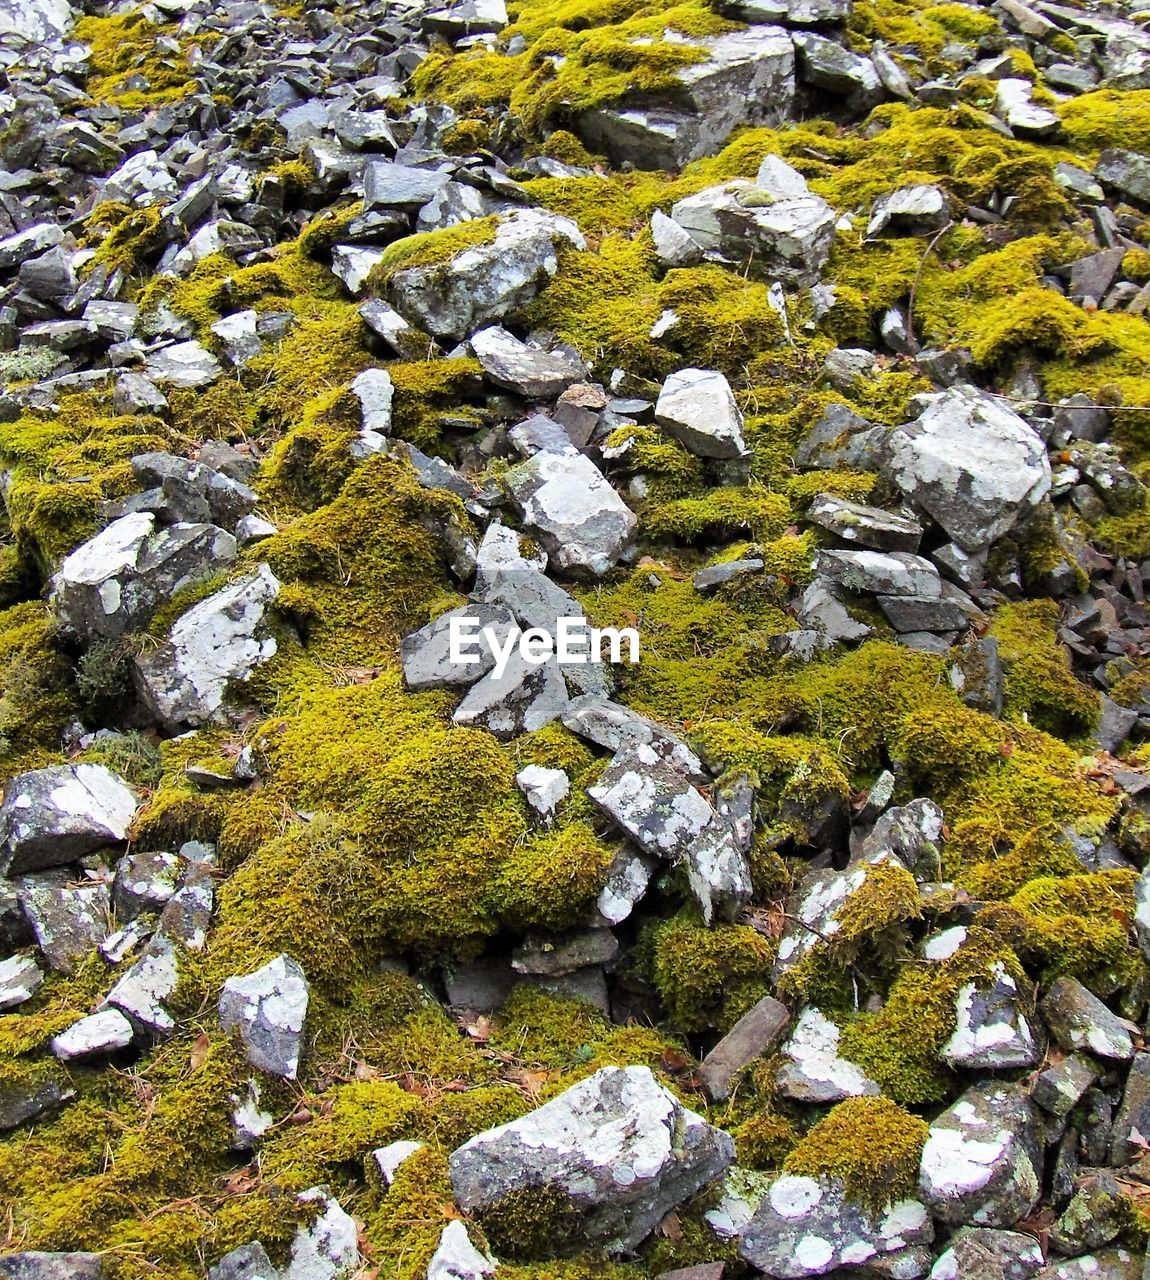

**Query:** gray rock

left=1040, top=976, right=1138, bottom=1061
left=133, top=565, right=281, bottom=730
left=512, top=928, right=618, bottom=977
left=516, top=764, right=570, bottom=824
left=104, top=936, right=181, bottom=1040
left=693, top=558, right=765, bottom=591
left=371, top=1139, right=425, bottom=1185
left=452, top=650, right=570, bottom=739
left=350, top=366, right=394, bottom=454
left=471, top=325, right=585, bottom=399
left=739, top=1174, right=933, bottom=1278
left=0, top=224, right=63, bottom=271
left=930, top=1229, right=1044, bottom=1280
left=401, top=604, right=514, bottom=690
left=860, top=799, right=944, bottom=882
left=207, top=1242, right=278, bottom=1280
left=211, top=311, right=261, bottom=369
left=700, top=996, right=790, bottom=1101
left=387, top=208, right=584, bottom=343
left=816, top=548, right=941, bottom=598
left=652, top=208, right=704, bottom=269
left=669, top=180, right=835, bottom=287
left=795, top=578, right=873, bottom=644
left=796, top=402, right=886, bottom=470
left=0, top=951, right=42, bottom=1011
left=331, top=245, right=387, bottom=296
left=282, top=1189, right=359, bottom=1280
left=144, top=340, right=222, bottom=389
left=50, top=1008, right=135, bottom=1062
left=1107, top=1050, right=1150, bottom=1165
left=113, top=850, right=182, bottom=922
left=776, top=1006, right=880, bottom=1103
left=424, top=0, right=508, bottom=39
left=1049, top=1171, right=1126, bottom=1255
left=219, top=954, right=310, bottom=1080
left=0, top=764, right=138, bottom=876
left=995, top=78, right=1059, bottom=135
left=655, top=367, right=747, bottom=459
left=504, top=449, right=636, bottom=577
left=0, top=1069, right=73, bottom=1132
left=363, top=160, right=452, bottom=210
left=918, top=1083, right=1043, bottom=1227
left=882, top=387, right=1051, bottom=552
left=449, top=1065, right=734, bottom=1252
left=24, top=880, right=110, bottom=975
left=793, top=31, right=883, bottom=106
left=949, top=637, right=1005, bottom=717
left=1033, top=1250, right=1143, bottom=1280
left=358, top=299, right=422, bottom=358
left=0, top=1257, right=103, bottom=1280
left=112, top=372, right=168, bottom=416
left=561, top=694, right=705, bottom=780
left=735, top=0, right=849, bottom=20
left=808, top=494, right=923, bottom=552
left=941, top=961, right=1039, bottom=1071
left=1032, top=1053, right=1099, bottom=1120
left=592, top=847, right=658, bottom=927
left=868, top=185, right=952, bottom=238
left=1096, top=148, right=1150, bottom=206
left=49, top=513, right=237, bottom=641
left=427, top=1221, right=497, bottom=1280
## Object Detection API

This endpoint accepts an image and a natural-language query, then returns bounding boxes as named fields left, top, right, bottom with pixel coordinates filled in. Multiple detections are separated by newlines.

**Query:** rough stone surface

left=218, top=954, right=310, bottom=1080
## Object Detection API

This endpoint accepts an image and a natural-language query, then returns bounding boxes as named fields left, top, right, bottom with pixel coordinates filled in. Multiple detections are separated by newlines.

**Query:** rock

left=210, top=311, right=261, bottom=369
left=576, top=28, right=795, bottom=169
left=427, top=1221, right=497, bottom=1280
left=655, top=368, right=747, bottom=459
left=652, top=208, right=704, bottom=269
left=282, top=1189, right=359, bottom=1280
left=371, top=1139, right=425, bottom=1186
left=112, top=850, right=182, bottom=922
left=1095, top=695, right=1138, bottom=754
left=941, top=961, right=1040, bottom=1071
left=331, top=245, right=387, bottom=295
left=424, top=0, right=509, bottom=39
left=144, top=340, right=222, bottom=389
left=593, top=847, right=657, bottom=926
left=0, top=224, right=63, bottom=271
left=776, top=1006, right=881, bottom=1102
left=796, top=578, right=873, bottom=644
left=133, top=565, right=281, bottom=730
left=1033, top=1053, right=1099, bottom=1121
left=860, top=799, right=944, bottom=883
left=797, top=402, right=885, bottom=470
left=659, top=1267, right=726, bottom=1280
left=995, top=79, right=1059, bottom=135
left=452, top=649, right=570, bottom=739
left=50, top=1009, right=135, bottom=1062
left=401, top=604, right=515, bottom=691
left=669, top=181, right=835, bottom=287
left=918, top=1083, right=1043, bottom=1228
left=816, top=548, right=941, bottom=598
left=23, top=880, right=111, bottom=974
left=113, top=372, right=168, bottom=416
left=739, top=1174, right=933, bottom=1278
left=49, top=513, right=237, bottom=641
left=358, top=299, right=421, bottom=358
left=1040, top=976, right=1137, bottom=1061
left=516, top=764, right=570, bottom=823
left=230, top=1078, right=274, bottom=1152
left=1033, top=1251, right=1143, bottom=1280
left=504, top=449, right=637, bottom=577
left=0, top=951, right=42, bottom=1011
left=387, top=208, right=584, bottom=343
left=471, top=325, right=585, bottom=399
left=1107, top=1050, right=1150, bottom=1165
left=363, top=160, right=452, bottom=211
left=930, top=1229, right=1044, bottom=1280
left=449, top=1064, right=734, bottom=1252
left=807, top=494, right=923, bottom=552
left=104, top=937, right=181, bottom=1040
left=0, top=764, right=137, bottom=877
left=350, top=367, right=394, bottom=450
left=0, top=1067, right=73, bottom=1131
left=882, top=387, right=1052, bottom=552
left=693, top=559, right=765, bottom=592
left=867, top=185, right=952, bottom=238
left=512, top=928, right=618, bottom=977
left=1096, top=149, right=1150, bottom=206
left=793, top=32, right=882, bottom=106
left=219, top=954, right=309, bottom=1080
left=699, top=996, right=790, bottom=1101
left=0, top=1257, right=104, bottom=1280
left=207, top=1242, right=278, bottom=1280
left=949, top=637, right=1005, bottom=717
left=561, top=694, right=705, bottom=780
left=1049, top=1170, right=1127, bottom=1255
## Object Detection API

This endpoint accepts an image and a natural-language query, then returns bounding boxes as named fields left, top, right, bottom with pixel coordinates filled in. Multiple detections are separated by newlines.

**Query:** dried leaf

left=188, top=1031, right=211, bottom=1073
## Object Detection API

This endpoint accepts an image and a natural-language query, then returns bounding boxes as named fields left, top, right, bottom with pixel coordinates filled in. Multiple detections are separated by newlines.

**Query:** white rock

left=427, top=1221, right=497, bottom=1280
left=283, top=1189, right=360, bottom=1280
left=655, top=367, right=746, bottom=459
left=50, top=1009, right=135, bottom=1062
left=219, top=953, right=310, bottom=1079
left=0, top=951, right=43, bottom=1011
left=516, top=765, right=570, bottom=823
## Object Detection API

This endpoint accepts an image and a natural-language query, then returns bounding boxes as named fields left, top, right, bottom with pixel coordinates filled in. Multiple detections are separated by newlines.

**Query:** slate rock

left=427, top=1221, right=497, bottom=1280
left=134, top=565, right=281, bottom=730
left=1049, top=1170, right=1127, bottom=1255
left=449, top=1064, right=734, bottom=1252
left=104, top=936, right=181, bottom=1040
left=882, top=387, right=1052, bottom=552
left=655, top=368, right=747, bottom=459
left=452, top=650, right=570, bottom=739
left=867, top=185, right=952, bottom=238
left=0, top=1068, right=73, bottom=1132
left=1108, top=1050, right=1150, bottom=1165
left=739, top=1174, right=933, bottom=1278
left=471, top=325, right=585, bottom=399
left=144, top=340, right=222, bottom=389
left=0, top=764, right=138, bottom=876
left=1032, top=1053, right=1099, bottom=1121
left=371, top=1139, right=425, bottom=1186
left=282, top=1189, right=359, bottom=1280
left=50, top=1008, right=135, bottom=1062
left=700, top=996, right=790, bottom=1102
left=796, top=402, right=886, bottom=470
left=1033, top=1251, right=1143, bottom=1280
left=941, top=961, right=1040, bottom=1071
left=112, top=850, right=182, bottom=923
left=0, top=950, right=42, bottom=1011
left=219, top=953, right=310, bottom=1080
left=1096, top=149, right=1150, bottom=206
left=24, top=880, right=111, bottom=975
left=918, top=1083, right=1043, bottom=1227
left=0, top=1258, right=104, bottom=1280
left=776, top=1006, right=880, bottom=1102
left=816, top=548, right=941, bottom=598
left=930, top=1229, right=1044, bottom=1280
left=1040, top=976, right=1138, bottom=1061
left=808, top=494, right=923, bottom=552
left=401, top=604, right=514, bottom=690
left=562, top=693, right=705, bottom=780
left=516, top=764, right=570, bottom=823
left=207, top=1242, right=278, bottom=1280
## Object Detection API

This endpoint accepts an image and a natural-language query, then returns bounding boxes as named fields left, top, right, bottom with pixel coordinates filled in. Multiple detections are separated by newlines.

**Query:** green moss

left=1059, top=90, right=1150, bottom=154
left=84, top=203, right=170, bottom=277
left=0, top=602, right=74, bottom=774
left=735, top=1107, right=802, bottom=1169
left=372, top=217, right=501, bottom=284
left=784, top=1096, right=929, bottom=1210
left=646, top=911, right=776, bottom=1033
left=74, top=12, right=195, bottom=109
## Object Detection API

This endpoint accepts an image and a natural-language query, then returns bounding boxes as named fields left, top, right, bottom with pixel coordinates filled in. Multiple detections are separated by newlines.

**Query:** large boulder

left=882, top=387, right=1052, bottom=552
left=0, top=764, right=139, bottom=876
left=49, top=513, right=237, bottom=641
left=133, top=565, right=281, bottom=730
left=448, top=1065, right=734, bottom=1252
left=387, top=208, right=584, bottom=342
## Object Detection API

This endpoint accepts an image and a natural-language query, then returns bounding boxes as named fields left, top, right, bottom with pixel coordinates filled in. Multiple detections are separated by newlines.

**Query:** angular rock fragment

left=282, top=1189, right=359, bottom=1280
left=0, top=764, right=138, bottom=876
left=104, top=937, right=181, bottom=1041
left=739, top=1174, right=933, bottom=1278
left=0, top=951, right=42, bottom=1011
left=428, top=1221, right=497, bottom=1280
left=471, top=325, right=585, bottom=399
left=134, top=565, right=280, bottom=730
left=144, top=340, right=222, bottom=389
left=24, top=880, right=111, bottom=975
left=1033, top=1250, right=1143, bottom=1280
left=207, top=1243, right=278, bottom=1280
left=1040, top=976, right=1137, bottom=1061
left=371, top=1140, right=425, bottom=1186
left=808, top=494, right=923, bottom=552
left=0, top=1068, right=73, bottom=1132
left=655, top=368, right=747, bottom=459
left=918, top=1084, right=1043, bottom=1227
left=776, top=1007, right=880, bottom=1103
left=0, top=1257, right=104, bottom=1280
left=940, top=962, right=1040, bottom=1071
left=867, top=185, right=951, bottom=238
left=816, top=548, right=941, bottom=598
left=1107, top=1050, right=1150, bottom=1165
left=449, top=1065, right=734, bottom=1252
left=402, top=604, right=514, bottom=690
left=452, top=650, right=570, bottom=738
left=219, top=954, right=309, bottom=1080
left=930, top=1229, right=1044, bottom=1280
left=50, top=1009, right=135, bottom=1062
left=700, top=995, right=790, bottom=1101
left=562, top=694, right=706, bottom=780
left=516, top=764, right=570, bottom=823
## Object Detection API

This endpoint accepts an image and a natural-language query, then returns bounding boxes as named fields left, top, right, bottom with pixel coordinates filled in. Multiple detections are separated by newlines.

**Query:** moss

left=643, top=487, right=793, bottom=545
left=371, top=217, right=501, bottom=285
left=0, top=602, right=75, bottom=774
left=1122, top=248, right=1150, bottom=285
left=646, top=911, right=776, bottom=1034
left=784, top=1096, right=929, bottom=1210
left=389, top=357, right=486, bottom=450
left=735, top=1107, right=802, bottom=1169
left=74, top=12, right=195, bottom=109
left=476, top=1184, right=584, bottom=1260
left=84, top=203, right=171, bottom=277
left=921, top=2, right=999, bottom=38
left=1059, top=90, right=1150, bottom=154
left=493, top=823, right=617, bottom=931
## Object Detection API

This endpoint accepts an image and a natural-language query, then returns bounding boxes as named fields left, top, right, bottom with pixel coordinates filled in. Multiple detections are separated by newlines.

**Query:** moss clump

left=83, top=203, right=171, bottom=277
left=646, top=912, right=776, bottom=1033
left=74, top=12, right=195, bottom=109
left=371, top=217, right=501, bottom=284
left=784, top=1096, right=929, bottom=1211
left=735, top=1107, right=802, bottom=1169
left=0, top=602, right=75, bottom=774
left=476, top=1184, right=584, bottom=1260
left=990, top=600, right=1099, bottom=738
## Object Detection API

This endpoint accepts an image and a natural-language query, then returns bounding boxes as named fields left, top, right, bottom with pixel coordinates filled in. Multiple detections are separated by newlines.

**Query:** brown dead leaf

left=188, top=1031, right=211, bottom=1073
left=658, top=1210, right=684, bottom=1241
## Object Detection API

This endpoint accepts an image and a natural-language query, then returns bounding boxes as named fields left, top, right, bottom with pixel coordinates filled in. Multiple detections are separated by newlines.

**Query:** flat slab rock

left=0, top=1257, right=104, bottom=1280
left=218, top=953, right=309, bottom=1080
left=0, top=763, right=138, bottom=875
left=776, top=1006, right=880, bottom=1103
left=738, top=1174, right=933, bottom=1278
left=448, top=1064, right=734, bottom=1253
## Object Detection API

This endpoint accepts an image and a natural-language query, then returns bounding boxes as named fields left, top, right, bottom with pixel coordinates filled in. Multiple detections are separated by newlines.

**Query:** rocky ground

left=2, top=0, right=1150, bottom=1275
